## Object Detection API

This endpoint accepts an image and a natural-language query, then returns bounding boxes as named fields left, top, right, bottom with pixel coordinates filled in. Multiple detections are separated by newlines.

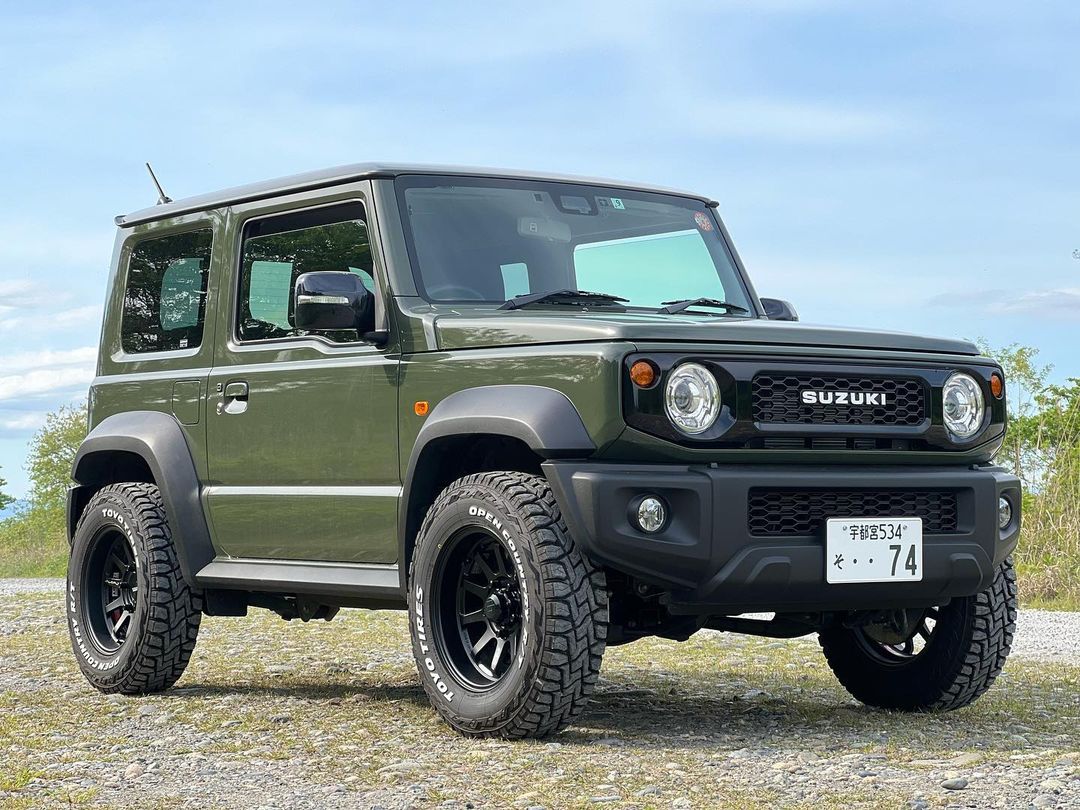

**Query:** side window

left=237, top=202, right=373, bottom=343
left=121, top=229, right=213, bottom=354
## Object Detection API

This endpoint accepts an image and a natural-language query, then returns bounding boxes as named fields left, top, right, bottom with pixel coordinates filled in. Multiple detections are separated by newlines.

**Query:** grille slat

left=753, top=374, right=926, bottom=426
left=747, top=489, right=959, bottom=536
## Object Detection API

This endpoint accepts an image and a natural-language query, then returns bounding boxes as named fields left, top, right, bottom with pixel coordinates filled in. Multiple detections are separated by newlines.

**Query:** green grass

left=0, top=509, right=67, bottom=579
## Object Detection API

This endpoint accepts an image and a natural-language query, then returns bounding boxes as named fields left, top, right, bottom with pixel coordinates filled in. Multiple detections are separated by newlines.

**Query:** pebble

left=3, top=584, right=1078, bottom=810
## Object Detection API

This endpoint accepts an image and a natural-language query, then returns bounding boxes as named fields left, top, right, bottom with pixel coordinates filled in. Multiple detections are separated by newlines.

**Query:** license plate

left=825, top=517, right=923, bottom=584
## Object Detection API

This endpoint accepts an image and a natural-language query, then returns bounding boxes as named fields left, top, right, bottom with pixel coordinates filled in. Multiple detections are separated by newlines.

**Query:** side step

left=195, top=557, right=405, bottom=609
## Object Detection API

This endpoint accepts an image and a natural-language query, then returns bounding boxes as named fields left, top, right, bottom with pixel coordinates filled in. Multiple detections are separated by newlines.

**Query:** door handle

left=224, top=381, right=249, bottom=400
left=218, top=381, right=249, bottom=415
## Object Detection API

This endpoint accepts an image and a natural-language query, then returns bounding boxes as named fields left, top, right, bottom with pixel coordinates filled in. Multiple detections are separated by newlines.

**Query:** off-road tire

left=408, top=471, right=607, bottom=738
left=819, top=557, right=1017, bottom=711
left=67, top=483, right=202, bottom=694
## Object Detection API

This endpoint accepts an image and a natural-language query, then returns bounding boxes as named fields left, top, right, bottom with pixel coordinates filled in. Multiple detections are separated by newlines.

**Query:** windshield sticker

left=610, top=197, right=626, bottom=210
left=694, top=211, right=714, bottom=231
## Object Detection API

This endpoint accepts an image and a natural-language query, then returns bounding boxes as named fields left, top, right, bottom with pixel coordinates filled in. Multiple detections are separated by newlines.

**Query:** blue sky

left=0, top=1, right=1077, bottom=499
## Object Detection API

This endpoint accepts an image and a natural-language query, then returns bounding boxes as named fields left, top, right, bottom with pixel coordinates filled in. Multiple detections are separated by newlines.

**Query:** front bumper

left=543, top=461, right=1021, bottom=614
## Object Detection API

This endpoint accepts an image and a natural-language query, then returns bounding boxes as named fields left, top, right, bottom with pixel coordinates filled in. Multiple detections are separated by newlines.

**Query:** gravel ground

left=1, top=580, right=1077, bottom=809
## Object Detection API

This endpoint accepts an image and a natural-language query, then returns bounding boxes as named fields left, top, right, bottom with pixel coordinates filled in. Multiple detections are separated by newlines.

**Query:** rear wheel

left=67, top=483, right=202, bottom=694
left=408, top=471, right=607, bottom=738
left=819, top=557, right=1017, bottom=711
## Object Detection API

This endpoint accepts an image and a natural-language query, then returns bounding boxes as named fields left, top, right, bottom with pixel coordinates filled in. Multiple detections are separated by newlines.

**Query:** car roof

left=116, top=163, right=715, bottom=227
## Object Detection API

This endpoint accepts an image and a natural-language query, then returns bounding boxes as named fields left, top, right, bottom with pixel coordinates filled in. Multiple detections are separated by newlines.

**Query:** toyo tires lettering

left=68, top=581, right=118, bottom=671
left=467, top=505, right=531, bottom=667
left=413, top=585, right=454, bottom=702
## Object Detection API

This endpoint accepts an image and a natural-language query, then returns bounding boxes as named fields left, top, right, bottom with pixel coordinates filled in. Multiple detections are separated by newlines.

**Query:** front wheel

left=819, top=557, right=1017, bottom=711
left=408, top=472, right=607, bottom=738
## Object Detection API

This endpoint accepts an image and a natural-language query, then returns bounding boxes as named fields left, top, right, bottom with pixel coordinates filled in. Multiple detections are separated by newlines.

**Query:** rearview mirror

left=760, top=297, right=799, bottom=322
left=293, top=271, right=374, bottom=333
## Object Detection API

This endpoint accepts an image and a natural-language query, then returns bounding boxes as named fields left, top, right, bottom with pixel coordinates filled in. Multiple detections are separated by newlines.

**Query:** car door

left=204, top=188, right=400, bottom=563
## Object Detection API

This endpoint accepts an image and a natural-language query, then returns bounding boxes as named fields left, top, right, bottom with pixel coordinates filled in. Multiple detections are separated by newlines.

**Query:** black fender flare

left=398, top=385, right=595, bottom=590
left=69, top=411, right=214, bottom=587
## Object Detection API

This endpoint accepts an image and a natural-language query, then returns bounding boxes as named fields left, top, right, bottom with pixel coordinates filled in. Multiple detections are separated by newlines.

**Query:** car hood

left=431, top=311, right=980, bottom=356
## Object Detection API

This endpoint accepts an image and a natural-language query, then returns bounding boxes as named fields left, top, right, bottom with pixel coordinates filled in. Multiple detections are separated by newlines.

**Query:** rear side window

left=121, top=229, right=213, bottom=354
left=237, top=202, right=373, bottom=343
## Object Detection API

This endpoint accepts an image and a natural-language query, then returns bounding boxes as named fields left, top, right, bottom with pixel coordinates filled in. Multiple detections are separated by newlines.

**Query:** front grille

left=747, top=489, right=959, bottom=536
left=752, top=373, right=926, bottom=426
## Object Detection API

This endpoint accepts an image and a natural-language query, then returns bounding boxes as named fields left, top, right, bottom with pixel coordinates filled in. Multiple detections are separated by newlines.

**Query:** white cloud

left=0, top=366, right=95, bottom=402
left=53, top=305, right=102, bottom=326
left=0, top=412, right=45, bottom=431
left=0, top=347, right=98, bottom=373
left=0, top=301, right=102, bottom=333
left=0, top=346, right=97, bottom=402
left=927, top=288, right=1080, bottom=319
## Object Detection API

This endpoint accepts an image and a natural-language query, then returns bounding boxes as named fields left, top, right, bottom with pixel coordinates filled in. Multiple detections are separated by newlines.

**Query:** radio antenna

left=145, top=162, right=172, bottom=205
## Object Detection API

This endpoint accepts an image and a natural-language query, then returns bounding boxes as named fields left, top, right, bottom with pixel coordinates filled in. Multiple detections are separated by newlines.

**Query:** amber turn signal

left=414, top=401, right=430, bottom=416
left=630, top=360, right=658, bottom=388
left=990, top=373, right=1004, bottom=399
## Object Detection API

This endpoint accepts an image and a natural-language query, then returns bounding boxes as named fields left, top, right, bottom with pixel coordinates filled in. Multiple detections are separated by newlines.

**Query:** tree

left=0, top=403, right=88, bottom=577
left=26, top=404, right=88, bottom=515
left=0, top=469, right=13, bottom=513
left=975, top=340, right=1053, bottom=484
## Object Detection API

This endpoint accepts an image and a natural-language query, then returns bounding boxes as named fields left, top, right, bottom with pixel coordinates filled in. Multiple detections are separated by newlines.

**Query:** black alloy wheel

left=83, top=529, right=139, bottom=654
left=855, top=606, right=940, bottom=664
left=434, top=530, right=523, bottom=689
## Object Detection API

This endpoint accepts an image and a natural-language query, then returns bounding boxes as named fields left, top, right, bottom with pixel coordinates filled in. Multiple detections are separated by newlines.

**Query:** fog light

left=636, top=496, right=667, bottom=533
left=998, top=496, right=1012, bottom=530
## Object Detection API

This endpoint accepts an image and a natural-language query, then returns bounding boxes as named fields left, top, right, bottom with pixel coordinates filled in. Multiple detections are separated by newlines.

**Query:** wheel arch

left=69, top=411, right=214, bottom=586
left=398, top=385, right=595, bottom=591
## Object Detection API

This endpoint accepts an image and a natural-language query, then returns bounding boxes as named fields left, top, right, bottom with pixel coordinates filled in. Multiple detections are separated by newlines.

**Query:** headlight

left=665, top=362, right=720, bottom=434
left=942, top=372, right=985, bottom=440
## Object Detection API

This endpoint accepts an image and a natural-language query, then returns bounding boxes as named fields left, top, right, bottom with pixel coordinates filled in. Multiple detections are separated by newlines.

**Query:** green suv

left=66, top=165, right=1020, bottom=738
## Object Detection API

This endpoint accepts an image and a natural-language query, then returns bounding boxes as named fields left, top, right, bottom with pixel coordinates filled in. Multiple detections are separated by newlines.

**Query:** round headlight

left=664, top=362, right=720, bottom=434
left=942, top=372, right=985, bottom=440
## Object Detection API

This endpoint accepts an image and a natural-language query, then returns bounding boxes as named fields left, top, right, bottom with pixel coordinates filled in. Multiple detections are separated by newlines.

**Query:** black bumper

left=543, top=462, right=1021, bottom=614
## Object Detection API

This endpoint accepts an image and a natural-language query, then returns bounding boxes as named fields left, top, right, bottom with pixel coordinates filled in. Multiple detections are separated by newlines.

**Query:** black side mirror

left=760, top=297, right=799, bottom=322
left=293, top=271, right=375, bottom=333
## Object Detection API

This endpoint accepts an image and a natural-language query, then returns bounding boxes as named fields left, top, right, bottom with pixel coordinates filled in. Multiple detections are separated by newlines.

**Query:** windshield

left=396, top=175, right=755, bottom=315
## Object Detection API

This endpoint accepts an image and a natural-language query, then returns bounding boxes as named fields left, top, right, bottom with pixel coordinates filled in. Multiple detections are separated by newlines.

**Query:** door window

left=237, top=202, right=373, bottom=343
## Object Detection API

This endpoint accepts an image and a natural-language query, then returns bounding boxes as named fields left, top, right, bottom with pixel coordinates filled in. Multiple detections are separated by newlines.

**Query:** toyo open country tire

left=67, top=483, right=202, bottom=694
left=408, top=472, right=608, bottom=738
left=819, top=557, right=1017, bottom=711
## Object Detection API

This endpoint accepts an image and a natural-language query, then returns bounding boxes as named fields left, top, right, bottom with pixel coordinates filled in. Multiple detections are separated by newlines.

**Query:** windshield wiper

left=499, top=289, right=630, bottom=311
left=660, top=297, right=749, bottom=315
